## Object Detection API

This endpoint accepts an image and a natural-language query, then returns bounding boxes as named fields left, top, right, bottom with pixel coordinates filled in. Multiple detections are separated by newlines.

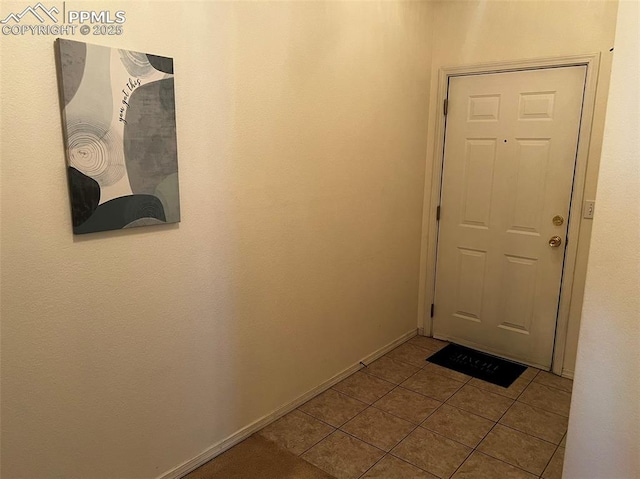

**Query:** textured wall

left=564, top=1, right=640, bottom=477
left=0, top=2, right=432, bottom=477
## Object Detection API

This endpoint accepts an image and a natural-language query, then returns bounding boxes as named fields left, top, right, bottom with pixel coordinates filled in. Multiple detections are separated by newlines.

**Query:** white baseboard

left=561, top=369, right=574, bottom=379
left=158, top=328, right=418, bottom=479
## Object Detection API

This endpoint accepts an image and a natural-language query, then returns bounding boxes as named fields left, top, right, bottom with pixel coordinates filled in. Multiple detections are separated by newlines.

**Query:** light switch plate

left=583, top=200, right=595, bottom=219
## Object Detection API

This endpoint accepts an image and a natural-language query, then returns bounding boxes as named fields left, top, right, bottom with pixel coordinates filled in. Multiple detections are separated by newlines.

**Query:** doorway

left=431, top=65, right=589, bottom=370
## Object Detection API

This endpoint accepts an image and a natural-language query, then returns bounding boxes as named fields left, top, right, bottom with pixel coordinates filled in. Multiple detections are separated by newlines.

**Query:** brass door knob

left=549, top=236, right=562, bottom=247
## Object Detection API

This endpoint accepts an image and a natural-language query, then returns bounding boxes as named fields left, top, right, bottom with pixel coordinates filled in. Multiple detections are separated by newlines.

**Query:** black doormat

left=427, top=344, right=527, bottom=388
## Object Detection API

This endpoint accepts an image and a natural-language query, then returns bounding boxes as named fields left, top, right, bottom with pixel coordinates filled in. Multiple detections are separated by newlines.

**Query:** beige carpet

left=183, top=435, right=336, bottom=479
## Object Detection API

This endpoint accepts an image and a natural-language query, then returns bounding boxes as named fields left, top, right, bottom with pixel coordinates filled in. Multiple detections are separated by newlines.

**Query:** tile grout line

left=298, top=426, right=390, bottom=476
left=539, top=440, right=562, bottom=479
left=355, top=454, right=386, bottom=479
left=446, top=446, right=474, bottom=478
left=338, top=342, right=500, bottom=475
left=470, top=450, right=543, bottom=478
left=333, top=426, right=389, bottom=454
left=508, top=397, right=573, bottom=420
left=369, top=399, right=439, bottom=427
left=295, top=342, right=432, bottom=477
left=414, top=396, right=482, bottom=448
left=387, top=404, right=485, bottom=475
left=336, top=348, right=444, bottom=404
left=515, top=382, right=572, bottom=419
left=360, top=363, right=424, bottom=385
left=496, top=423, right=561, bottom=447
left=416, top=387, right=562, bottom=453
left=446, top=369, right=542, bottom=478
left=479, top=369, right=538, bottom=438
left=386, top=353, right=565, bottom=476
left=444, top=371, right=529, bottom=478
left=328, top=364, right=417, bottom=472
left=295, top=410, right=341, bottom=458
left=330, top=374, right=397, bottom=403
left=531, top=372, right=574, bottom=393
left=296, top=398, right=366, bottom=430
left=462, top=369, right=561, bottom=477
left=340, top=377, right=426, bottom=479
left=413, top=365, right=564, bottom=477
left=341, top=411, right=556, bottom=479
left=297, top=340, right=567, bottom=478
left=529, top=377, right=574, bottom=394
left=394, top=357, right=471, bottom=403
left=305, top=358, right=441, bottom=428
left=333, top=347, right=452, bottom=479
left=353, top=422, right=424, bottom=479
left=320, top=363, right=560, bottom=461
left=365, top=358, right=466, bottom=429
left=294, top=403, right=417, bottom=463
left=390, top=400, right=476, bottom=478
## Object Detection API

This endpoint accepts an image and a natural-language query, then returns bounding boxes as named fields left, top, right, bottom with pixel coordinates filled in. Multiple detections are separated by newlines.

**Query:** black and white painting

left=55, top=39, right=180, bottom=234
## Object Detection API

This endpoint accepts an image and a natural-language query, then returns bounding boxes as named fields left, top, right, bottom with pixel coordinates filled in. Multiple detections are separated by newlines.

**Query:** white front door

left=433, top=66, right=587, bottom=369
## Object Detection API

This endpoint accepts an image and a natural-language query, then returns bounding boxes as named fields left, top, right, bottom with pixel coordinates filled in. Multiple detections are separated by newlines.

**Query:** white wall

left=564, top=1, right=640, bottom=477
left=418, top=0, right=618, bottom=376
left=0, top=2, right=432, bottom=477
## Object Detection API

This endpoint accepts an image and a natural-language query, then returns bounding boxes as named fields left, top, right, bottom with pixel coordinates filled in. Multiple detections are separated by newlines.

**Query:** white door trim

left=421, top=53, right=601, bottom=375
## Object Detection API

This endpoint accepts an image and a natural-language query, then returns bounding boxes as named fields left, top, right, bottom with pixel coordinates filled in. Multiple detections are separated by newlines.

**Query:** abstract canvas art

left=55, top=39, right=180, bottom=234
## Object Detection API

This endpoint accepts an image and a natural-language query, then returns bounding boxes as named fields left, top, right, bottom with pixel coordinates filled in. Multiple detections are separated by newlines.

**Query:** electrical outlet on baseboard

left=583, top=200, right=595, bottom=219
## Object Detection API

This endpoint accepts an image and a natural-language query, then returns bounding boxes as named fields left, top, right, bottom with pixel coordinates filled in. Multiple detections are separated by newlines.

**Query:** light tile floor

left=257, top=336, right=573, bottom=479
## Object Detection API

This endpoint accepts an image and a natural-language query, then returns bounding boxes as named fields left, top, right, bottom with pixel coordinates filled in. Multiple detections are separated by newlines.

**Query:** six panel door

left=433, top=66, right=587, bottom=369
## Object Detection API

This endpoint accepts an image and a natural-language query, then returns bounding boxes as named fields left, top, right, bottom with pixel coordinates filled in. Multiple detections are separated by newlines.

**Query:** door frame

left=422, top=53, right=601, bottom=375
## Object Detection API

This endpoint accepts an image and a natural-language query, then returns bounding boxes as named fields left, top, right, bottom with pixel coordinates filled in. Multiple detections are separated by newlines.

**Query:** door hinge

left=430, top=303, right=435, bottom=318
left=436, top=205, right=441, bottom=221
left=443, top=98, right=448, bottom=116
